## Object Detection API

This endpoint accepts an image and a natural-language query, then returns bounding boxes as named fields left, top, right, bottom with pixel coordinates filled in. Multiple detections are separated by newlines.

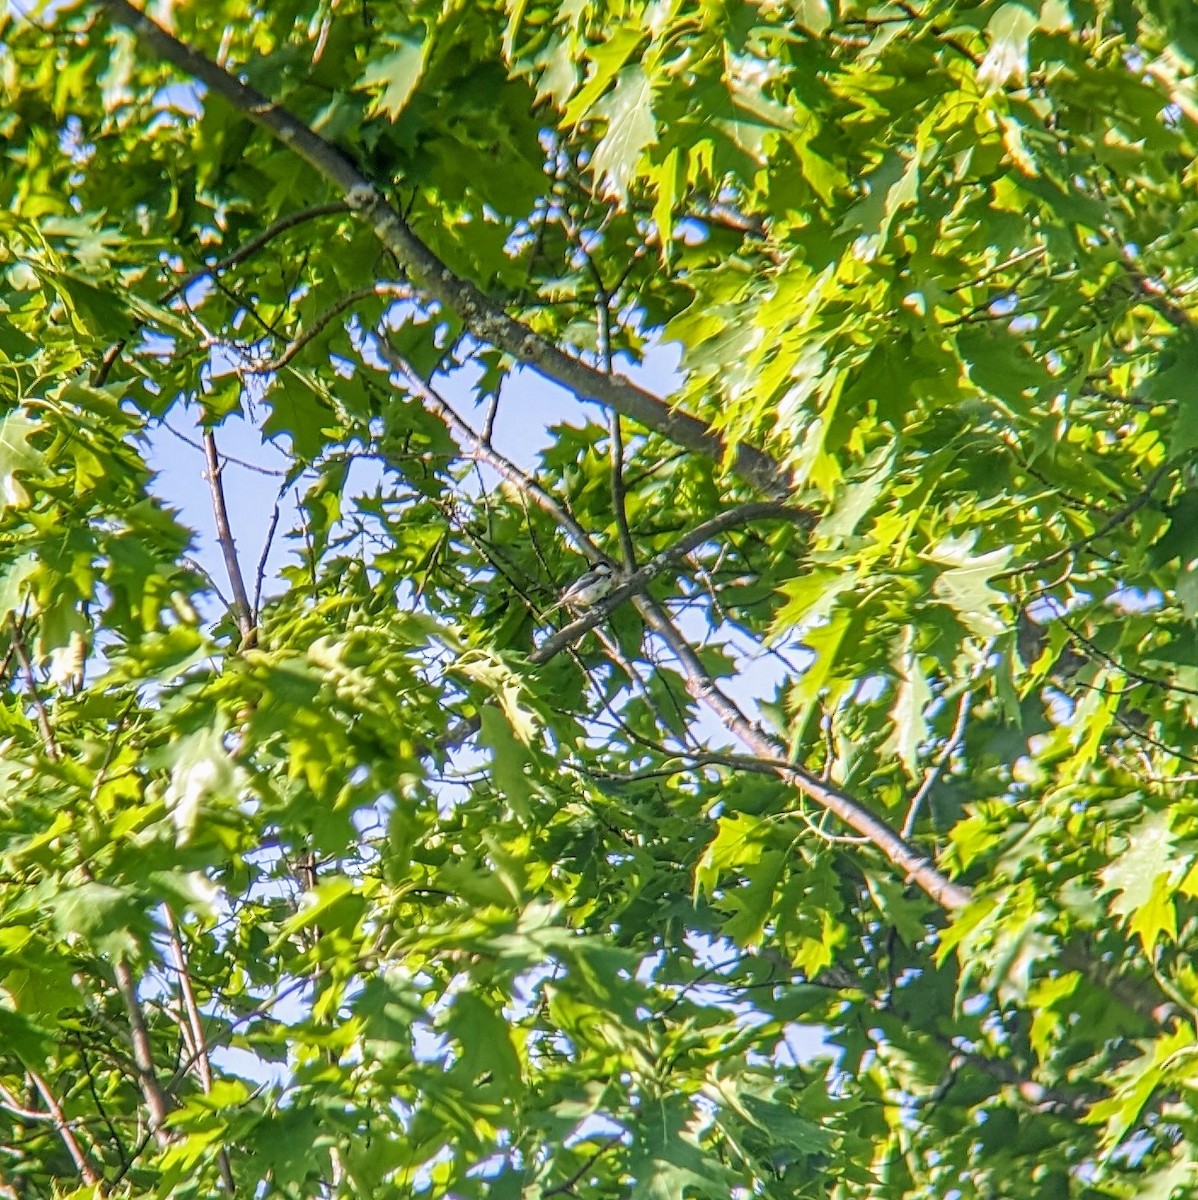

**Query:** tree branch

left=25, top=1071, right=103, bottom=1186
left=10, top=616, right=59, bottom=760
left=202, top=429, right=256, bottom=647
left=996, top=460, right=1171, bottom=581
left=245, top=282, right=414, bottom=374
left=583, top=252, right=637, bottom=569
left=374, top=337, right=602, bottom=557
left=377, top=346, right=963, bottom=905
left=113, top=958, right=175, bottom=1145
left=901, top=646, right=993, bottom=840
left=632, top=596, right=972, bottom=910
left=98, top=0, right=791, bottom=498
left=253, top=483, right=286, bottom=621
left=166, top=910, right=235, bottom=1193
left=162, top=200, right=350, bottom=304
left=530, top=501, right=813, bottom=663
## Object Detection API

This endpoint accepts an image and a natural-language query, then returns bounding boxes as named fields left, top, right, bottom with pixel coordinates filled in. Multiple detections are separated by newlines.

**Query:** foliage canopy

left=3, top=0, right=1198, bottom=1196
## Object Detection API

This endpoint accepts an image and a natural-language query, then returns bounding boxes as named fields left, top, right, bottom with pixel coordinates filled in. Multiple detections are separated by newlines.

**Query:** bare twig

left=1055, top=611, right=1198, bottom=699
left=74, top=1033, right=132, bottom=1173
left=608, top=409, right=637, bottom=570
left=166, top=909, right=235, bottom=1193
left=93, top=201, right=350, bottom=387
left=544, top=1135, right=624, bottom=1197
left=894, top=0, right=982, bottom=66
left=583, top=252, right=637, bottom=569
left=902, top=678, right=979, bottom=840
left=163, top=201, right=350, bottom=304
left=161, top=416, right=288, bottom=476
left=202, top=429, right=256, bottom=646
left=26, top=1071, right=103, bottom=1186
left=113, top=958, right=175, bottom=1146
left=244, top=282, right=414, bottom=374
left=530, top=500, right=811, bottom=664
left=0, top=1078, right=63, bottom=1122
left=900, top=641, right=996, bottom=840
left=10, top=616, right=59, bottom=760
left=375, top=337, right=603, bottom=557
left=253, top=483, right=287, bottom=619
left=295, top=487, right=318, bottom=590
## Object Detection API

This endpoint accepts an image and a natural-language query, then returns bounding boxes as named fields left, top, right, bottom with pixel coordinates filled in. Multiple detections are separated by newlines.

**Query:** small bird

left=541, top=562, right=619, bottom=619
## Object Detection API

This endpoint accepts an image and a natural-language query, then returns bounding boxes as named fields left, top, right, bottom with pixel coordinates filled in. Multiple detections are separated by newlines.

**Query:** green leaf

left=357, top=36, right=429, bottom=121
left=888, top=628, right=932, bottom=777
left=479, top=703, right=533, bottom=817
left=695, top=813, right=768, bottom=898
left=924, top=535, right=1012, bottom=637
left=446, top=991, right=523, bottom=1087
left=162, top=727, right=238, bottom=846
left=561, top=25, right=645, bottom=124
left=49, top=883, right=141, bottom=958
left=1099, top=810, right=1180, bottom=953
left=590, top=66, right=658, bottom=201
left=1153, top=331, right=1198, bottom=456
left=978, top=2, right=1038, bottom=89
left=0, top=411, right=43, bottom=509
left=277, top=876, right=365, bottom=941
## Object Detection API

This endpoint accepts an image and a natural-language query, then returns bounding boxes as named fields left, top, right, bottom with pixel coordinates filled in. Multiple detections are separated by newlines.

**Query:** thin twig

left=10, top=616, right=59, bottom=760
left=0, top=1079, right=64, bottom=1122
left=608, top=409, right=637, bottom=570
left=584, top=252, right=637, bottom=569
left=295, top=487, right=318, bottom=589
left=481, top=392, right=499, bottom=447
left=253, top=483, right=287, bottom=619
left=544, top=1135, right=624, bottom=1197
left=161, top=416, right=288, bottom=476
left=244, top=282, right=414, bottom=374
left=202, top=429, right=256, bottom=646
left=166, top=909, right=235, bottom=1194
left=1054, top=611, right=1198, bottom=699
left=74, top=1032, right=132, bottom=1172
left=530, top=500, right=811, bottom=664
left=375, top=337, right=602, bottom=556
left=163, top=201, right=350, bottom=304
left=996, top=461, right=1171, bottom=580
left=902, top=681, right=978, bottom=840
left=26, top=1071, right=103, bottom=1185
left=92, top=201, right=350, bottom=388
left=113, top=958, right=175, bottom=1146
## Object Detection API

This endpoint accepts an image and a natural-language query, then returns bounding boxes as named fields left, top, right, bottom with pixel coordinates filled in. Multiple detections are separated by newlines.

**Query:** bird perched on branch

left=540, top=562, right=619, bottom=619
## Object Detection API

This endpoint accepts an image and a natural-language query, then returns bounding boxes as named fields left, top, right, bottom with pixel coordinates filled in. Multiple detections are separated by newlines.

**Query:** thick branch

left=98, top=0, right=790, bottom=498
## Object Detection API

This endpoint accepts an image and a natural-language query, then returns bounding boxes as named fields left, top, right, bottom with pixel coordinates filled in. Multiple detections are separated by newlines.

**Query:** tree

left=2, top=0, right=1198, bottom=1194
